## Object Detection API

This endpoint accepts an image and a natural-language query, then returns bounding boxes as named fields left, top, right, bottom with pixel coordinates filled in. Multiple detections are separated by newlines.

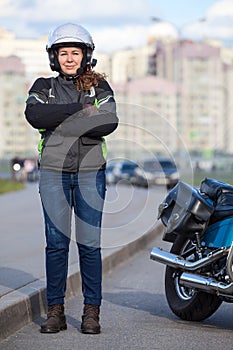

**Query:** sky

left=0, top=0, right=233, bottom=52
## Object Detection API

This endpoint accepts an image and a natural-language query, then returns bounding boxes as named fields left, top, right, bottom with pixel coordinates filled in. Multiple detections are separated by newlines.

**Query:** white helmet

left=46, top=23, right=96, bottom=74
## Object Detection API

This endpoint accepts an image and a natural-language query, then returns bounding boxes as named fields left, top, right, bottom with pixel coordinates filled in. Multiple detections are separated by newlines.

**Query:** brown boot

left=81, top=304, right=101, bottom=334
left=40, top=304, right=67, bottom=333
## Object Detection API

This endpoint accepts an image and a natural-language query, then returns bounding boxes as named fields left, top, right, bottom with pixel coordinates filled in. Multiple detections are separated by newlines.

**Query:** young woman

left=25, top=23, right=118, bottom=334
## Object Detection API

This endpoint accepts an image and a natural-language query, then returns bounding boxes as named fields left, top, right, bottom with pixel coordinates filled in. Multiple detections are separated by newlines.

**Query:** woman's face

left=58, top=47, right=83, bottom=75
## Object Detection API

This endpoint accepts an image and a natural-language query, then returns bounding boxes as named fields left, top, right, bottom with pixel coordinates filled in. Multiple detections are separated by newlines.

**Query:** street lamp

left=150, top=17, right=179, bottom=40
left=150, top=16, right=207, bottom=41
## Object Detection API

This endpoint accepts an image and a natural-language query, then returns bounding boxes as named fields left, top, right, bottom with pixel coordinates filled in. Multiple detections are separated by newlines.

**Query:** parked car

left=106, top=160, right=138, bottom=185
left=106, top=161, right=118, bottom=185
left=134, top=157, right=179, bottom=189
left=10, top=157, right=39, bottom=182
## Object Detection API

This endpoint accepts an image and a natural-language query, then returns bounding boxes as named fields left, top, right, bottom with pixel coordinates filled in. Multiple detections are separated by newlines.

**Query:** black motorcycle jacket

left=25, top=76, right=118, bottom=172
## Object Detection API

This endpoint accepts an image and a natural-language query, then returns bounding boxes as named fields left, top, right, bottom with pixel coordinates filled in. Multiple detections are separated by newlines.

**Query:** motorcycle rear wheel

left=165, top=235, right=222, bottom=321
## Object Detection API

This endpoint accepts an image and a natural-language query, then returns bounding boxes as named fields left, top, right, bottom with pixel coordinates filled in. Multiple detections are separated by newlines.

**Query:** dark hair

left=75, top=70, right=107, bottom=91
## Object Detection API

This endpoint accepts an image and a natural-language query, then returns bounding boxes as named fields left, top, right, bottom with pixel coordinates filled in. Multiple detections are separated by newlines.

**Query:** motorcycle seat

left=200, top=178, right=233, bottom=224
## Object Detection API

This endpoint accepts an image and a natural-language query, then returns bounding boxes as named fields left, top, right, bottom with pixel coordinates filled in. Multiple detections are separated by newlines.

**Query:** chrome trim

left=226, top=241, right=233, bottom=282
left=179, top=272, right=233, bottom=298
left=150, top=246, right=228, bottom=271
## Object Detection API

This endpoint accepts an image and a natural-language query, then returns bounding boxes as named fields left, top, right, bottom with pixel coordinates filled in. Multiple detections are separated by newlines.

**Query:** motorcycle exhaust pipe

left=150, top=246, right=228, bottom=271
left=179, top=272, right=233, bottom=296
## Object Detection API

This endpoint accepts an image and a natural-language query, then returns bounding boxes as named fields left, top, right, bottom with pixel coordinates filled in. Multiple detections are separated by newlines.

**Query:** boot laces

left=48, top=304, right=63, bottom=318
left=84, top=305, right=99, bottom=320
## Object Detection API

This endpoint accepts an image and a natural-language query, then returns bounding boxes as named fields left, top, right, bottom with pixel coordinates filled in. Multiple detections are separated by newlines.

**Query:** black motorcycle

left=150, top=178, right=233, bottom=321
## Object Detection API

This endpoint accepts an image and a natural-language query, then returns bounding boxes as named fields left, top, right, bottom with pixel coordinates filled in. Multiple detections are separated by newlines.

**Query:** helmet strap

left=59, top=71, right=81, bottom=81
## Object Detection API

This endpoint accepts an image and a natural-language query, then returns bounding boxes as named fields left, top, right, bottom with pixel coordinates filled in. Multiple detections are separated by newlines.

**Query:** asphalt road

left=1, top=233, right=233, bottom=350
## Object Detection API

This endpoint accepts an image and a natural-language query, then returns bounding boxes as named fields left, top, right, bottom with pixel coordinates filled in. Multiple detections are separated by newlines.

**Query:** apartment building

left=178, top=42, right=225, bottom=154
left=0, top=26, right=232, bottom=161
left=111, top=45, right=156, bottom=83
left=108, top=76, right=179, bottom=161
left=0, top=27, right=111, bottom=159
left=223, top=63, right=233, bottom=154
left=0, top=27, right=111, bottom=84
left=109, top=39, right=233, bottom=158
left=0, top=56, right=39, bottom=158
left=0, top=27, right=50, bottom=83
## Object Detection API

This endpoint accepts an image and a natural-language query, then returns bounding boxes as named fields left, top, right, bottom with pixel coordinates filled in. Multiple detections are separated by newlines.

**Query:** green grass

left=182, top=170, right=233, bottom=186
left=0, top=179, right=25, bottom=194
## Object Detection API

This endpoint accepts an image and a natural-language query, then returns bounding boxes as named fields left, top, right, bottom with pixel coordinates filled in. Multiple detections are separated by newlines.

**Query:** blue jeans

left=39, top=169, right=106, bottom=306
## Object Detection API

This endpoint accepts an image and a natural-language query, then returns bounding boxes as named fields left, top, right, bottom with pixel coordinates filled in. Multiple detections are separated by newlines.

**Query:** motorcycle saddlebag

left=200, top=178, right=233, bottom=224
left=158, top=181, right=214, bottom=242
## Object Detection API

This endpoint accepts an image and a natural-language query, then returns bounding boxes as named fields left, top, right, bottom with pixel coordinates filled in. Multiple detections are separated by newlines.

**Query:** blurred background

left=0, top=0, right=232, bottom=186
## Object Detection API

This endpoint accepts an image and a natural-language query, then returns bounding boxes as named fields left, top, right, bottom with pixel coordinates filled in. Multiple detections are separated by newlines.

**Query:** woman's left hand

left=82, top=104, right=98, bottom=116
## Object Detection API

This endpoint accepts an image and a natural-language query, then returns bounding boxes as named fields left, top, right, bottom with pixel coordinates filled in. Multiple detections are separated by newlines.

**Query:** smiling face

left=58, top=47, right=83, bottom=75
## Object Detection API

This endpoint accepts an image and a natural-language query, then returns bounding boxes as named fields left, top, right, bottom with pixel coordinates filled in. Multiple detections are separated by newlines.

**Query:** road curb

left=0, top=221, right=164, bottom=341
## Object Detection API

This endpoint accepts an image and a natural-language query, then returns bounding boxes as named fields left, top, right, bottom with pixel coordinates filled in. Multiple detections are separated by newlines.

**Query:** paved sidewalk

left=0, top=182, right=166, bottom=340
